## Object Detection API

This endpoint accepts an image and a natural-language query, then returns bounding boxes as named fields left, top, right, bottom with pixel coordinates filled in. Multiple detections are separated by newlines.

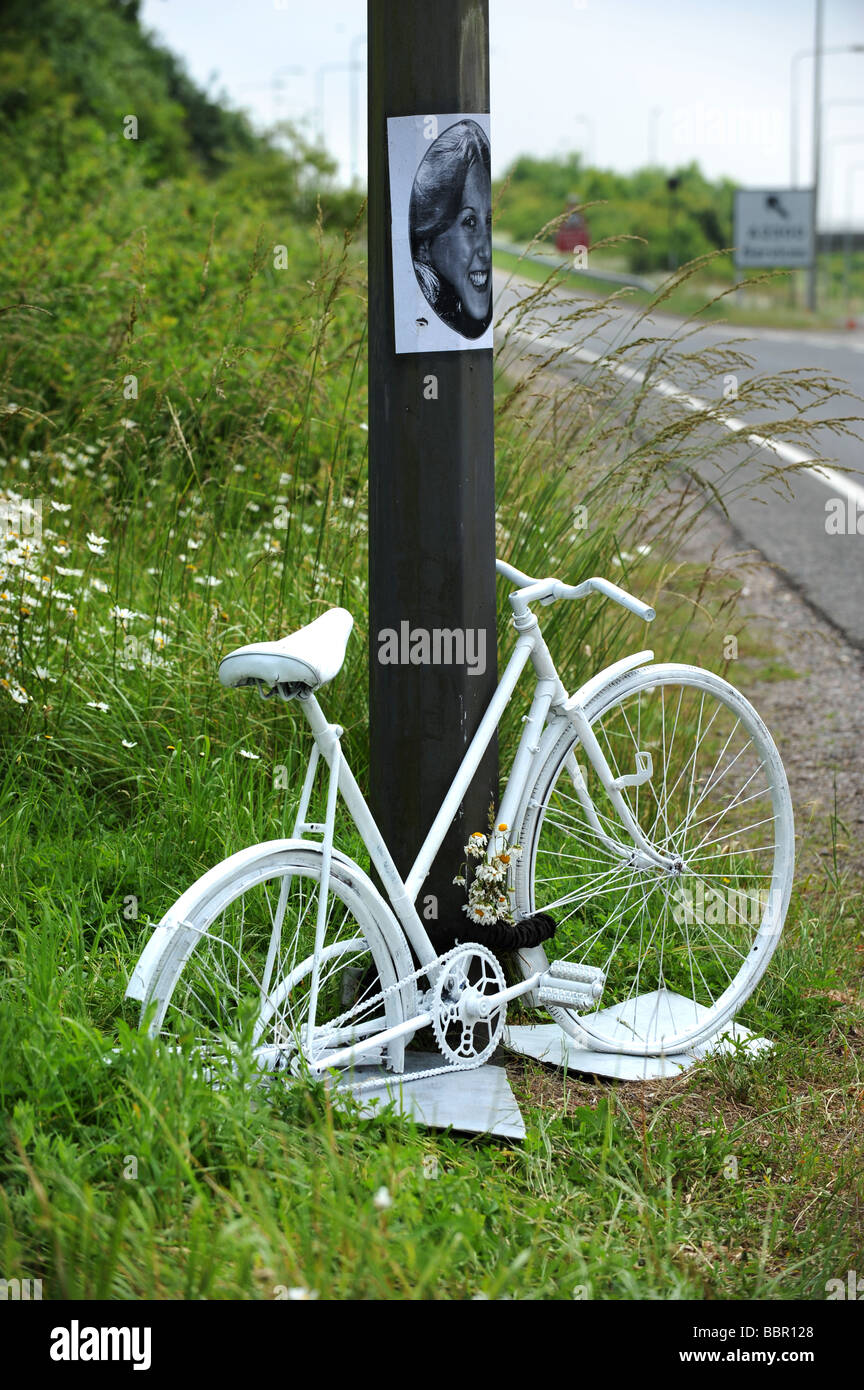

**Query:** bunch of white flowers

left=454, top=823, right=523, bottom=927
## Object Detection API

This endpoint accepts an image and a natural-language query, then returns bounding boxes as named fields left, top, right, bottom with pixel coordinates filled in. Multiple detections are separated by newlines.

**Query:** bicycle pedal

left=548, top=960, right=606, bottom=988
left=537, top=985, right=598, bottom=1010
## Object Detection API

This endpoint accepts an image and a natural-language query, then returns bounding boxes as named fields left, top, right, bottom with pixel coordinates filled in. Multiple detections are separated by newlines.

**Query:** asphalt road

left=493, top=268, right=864, bottom=648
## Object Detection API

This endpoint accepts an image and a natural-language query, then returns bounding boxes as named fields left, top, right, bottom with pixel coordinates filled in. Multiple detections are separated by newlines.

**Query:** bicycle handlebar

left=495, top=558, right=655, bottom=623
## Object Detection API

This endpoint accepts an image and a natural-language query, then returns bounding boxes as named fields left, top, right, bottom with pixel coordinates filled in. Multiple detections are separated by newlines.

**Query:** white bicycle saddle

left=218, top=607, right=354, bottom=697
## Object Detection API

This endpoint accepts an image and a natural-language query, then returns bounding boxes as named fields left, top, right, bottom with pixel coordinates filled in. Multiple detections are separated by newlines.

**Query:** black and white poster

left=387, top=113, right=493, bottom=355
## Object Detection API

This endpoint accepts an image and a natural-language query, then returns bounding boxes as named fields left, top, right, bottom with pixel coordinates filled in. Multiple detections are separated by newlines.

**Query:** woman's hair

left=409, top=119, right=491, bottom=259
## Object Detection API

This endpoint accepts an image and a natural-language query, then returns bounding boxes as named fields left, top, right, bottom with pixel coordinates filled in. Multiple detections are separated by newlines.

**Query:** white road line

left=506, top=325, right=864, bottom=511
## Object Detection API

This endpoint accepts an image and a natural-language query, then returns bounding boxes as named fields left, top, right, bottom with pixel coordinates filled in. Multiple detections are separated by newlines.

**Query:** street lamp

left=315, top=60, right=363, bottom=147
left=843, top=161, right=864, bottom=305
left=239, top=67, right=306, bottom=128
left=826, top=134, right=864, bottom=301
left=648, top=106, right=662, bottom=166
left=272, top=65, right=306, bottom=124
left=572, top=113, right=594, bottom=166
left=349, top=34, right=367, bottom=185
left=789, top=40, right=864, bottom=186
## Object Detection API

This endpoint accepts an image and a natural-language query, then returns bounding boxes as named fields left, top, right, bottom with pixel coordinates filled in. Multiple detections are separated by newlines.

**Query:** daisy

left=86, top=700, right=110, bottom=712
left=463, top=904, right=488, bottom=922
left=238, top=748, right=260, bottom=760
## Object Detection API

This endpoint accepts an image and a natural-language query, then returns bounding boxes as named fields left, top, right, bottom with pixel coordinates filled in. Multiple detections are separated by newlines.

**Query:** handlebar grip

left=497, top=558, right=655, bottom=622
left=576, top=577, right=655, bottom=621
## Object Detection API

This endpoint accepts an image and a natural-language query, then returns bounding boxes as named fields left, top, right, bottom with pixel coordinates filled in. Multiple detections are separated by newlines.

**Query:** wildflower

left=284, top=1287, right=318, bottom=1301
left=8, top=685, right=28, bottom=704
left=193, top=576, right=221, bottom=588
left=463, top=904, right=488, bottom=922
left=87, top=541, right=106, bottom=556
left=87, top=531, right=109, bottom=547
left=465, top=832, right=487, bottom=859
left=452, top=874, right=466, bottom=887
left=121, top=739, right=138, bottom=749
left=373, top=1186, right=393, bottom=1211
left=475, top=861, right=505, bottom=883
left=120, top=418, right=137, bottom=430
left=90, top=578, right=109, bottom=593
left=50, top=501, right=72, bottom=513
left=86, top=701, right=110, bottom=712
left=55, top=566, right=83, bottom=577
left=110, top=605, right=141, bottom=621
left=238, top=749, right=260, bottom=760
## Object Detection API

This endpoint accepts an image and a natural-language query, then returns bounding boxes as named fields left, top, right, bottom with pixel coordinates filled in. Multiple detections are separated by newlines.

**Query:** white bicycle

left=126, top=559, right=794, bottom=1082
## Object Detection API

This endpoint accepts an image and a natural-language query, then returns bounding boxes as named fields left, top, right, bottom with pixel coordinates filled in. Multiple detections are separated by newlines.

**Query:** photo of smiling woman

left=409, top=119, right=492, bottom=340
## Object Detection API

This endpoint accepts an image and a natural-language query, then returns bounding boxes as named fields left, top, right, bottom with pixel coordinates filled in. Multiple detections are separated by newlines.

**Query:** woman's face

left=428, top=161, right=492, bottom=322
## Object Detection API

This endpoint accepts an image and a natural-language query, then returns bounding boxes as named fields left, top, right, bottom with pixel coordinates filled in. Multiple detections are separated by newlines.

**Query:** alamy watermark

left=377, top=622, right=487, bottom=677
left=0, top=1276, right=42, bottom=1300
left=825, top=1270, right=864, bottom=1299
left=50, top=1321, right=151, bottom=1370
left=671, top=882, right=781, bottom=927
left=825, top=497, right=864, bottom=535
left=0, top=497, right=42, bottom=544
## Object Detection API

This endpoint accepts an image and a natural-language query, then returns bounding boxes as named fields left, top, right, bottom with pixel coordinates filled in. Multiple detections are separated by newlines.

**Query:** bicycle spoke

left=522, top=670, right=791, bottom=1055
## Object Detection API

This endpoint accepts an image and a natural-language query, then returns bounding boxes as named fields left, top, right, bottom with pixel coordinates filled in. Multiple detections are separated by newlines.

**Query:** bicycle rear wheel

left=135, top=843, right=415, bottom=1076
left=514, top=665, right=794, bottom=1054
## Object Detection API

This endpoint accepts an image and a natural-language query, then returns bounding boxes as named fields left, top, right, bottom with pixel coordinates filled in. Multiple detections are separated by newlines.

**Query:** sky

left=140, top=0, right=864, bottom=225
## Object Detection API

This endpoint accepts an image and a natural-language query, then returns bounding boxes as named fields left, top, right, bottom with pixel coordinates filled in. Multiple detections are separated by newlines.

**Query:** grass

left=2, top=149, right=863, bottom=1299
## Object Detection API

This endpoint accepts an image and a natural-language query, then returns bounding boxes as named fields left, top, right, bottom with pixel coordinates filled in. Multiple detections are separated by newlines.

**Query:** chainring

left=431, top=943, right=507, bottom=1067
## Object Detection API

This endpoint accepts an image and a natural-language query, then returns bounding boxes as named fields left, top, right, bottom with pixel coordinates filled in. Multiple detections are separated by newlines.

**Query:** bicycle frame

left=290, top=560, right=664, bottom=984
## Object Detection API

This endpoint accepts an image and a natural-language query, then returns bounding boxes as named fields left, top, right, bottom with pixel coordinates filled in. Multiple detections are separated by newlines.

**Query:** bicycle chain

left=304, top=943, right=499, bottom=1094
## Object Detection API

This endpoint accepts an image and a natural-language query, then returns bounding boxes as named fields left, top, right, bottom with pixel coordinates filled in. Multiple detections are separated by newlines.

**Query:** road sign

left=733, top=188, right=815, bottom=269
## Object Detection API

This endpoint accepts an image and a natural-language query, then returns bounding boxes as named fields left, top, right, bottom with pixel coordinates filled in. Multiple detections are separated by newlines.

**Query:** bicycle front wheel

left=136, top=843, right=415, bottom=1076
left=514, top=665, right=794, bottom=1054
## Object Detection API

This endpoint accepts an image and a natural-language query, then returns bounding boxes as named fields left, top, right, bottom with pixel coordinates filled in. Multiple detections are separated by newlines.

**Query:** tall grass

left=2, top=172, right=862, bottom=1298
